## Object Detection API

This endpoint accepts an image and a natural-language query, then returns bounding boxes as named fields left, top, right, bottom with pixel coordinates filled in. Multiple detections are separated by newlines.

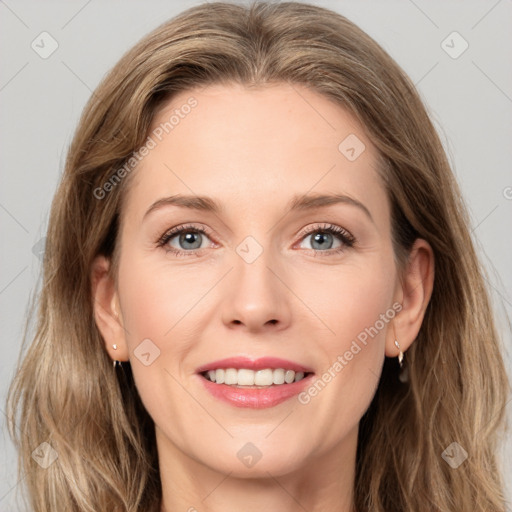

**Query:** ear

left=91, top=255, right=129, bottom=362
left=386, top=238, right=435, bottom=358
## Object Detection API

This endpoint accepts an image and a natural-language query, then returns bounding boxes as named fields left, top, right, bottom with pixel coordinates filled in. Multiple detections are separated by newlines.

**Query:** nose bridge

left=221, top=233, right=291, bottom=330
left=233, top=233, right=280, bottom=301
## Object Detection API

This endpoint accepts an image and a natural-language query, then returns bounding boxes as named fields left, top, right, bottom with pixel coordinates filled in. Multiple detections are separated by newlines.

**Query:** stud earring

left=112, top=344, right=120, bottom=368
left=394, top=339, right=404, bottom=368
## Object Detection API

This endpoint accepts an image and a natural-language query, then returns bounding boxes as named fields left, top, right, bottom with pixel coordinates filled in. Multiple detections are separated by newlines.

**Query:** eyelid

left=296, top=223, right=355, bottom=244
left=157, top=223, right=215, bottom=245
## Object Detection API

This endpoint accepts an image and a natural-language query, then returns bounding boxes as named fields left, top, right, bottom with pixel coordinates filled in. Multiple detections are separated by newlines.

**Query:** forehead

left=121, top=82, right=388, bottom=229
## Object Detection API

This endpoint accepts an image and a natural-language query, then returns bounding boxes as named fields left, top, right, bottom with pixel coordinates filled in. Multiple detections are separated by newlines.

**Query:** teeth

left=213, top=369, right=225, bottom=384
left=225, top=368, right=238, bottom=385
left=285, top=369, right=296, bottom=383
left=203, top=368, right=309, bottom=386
left=272, top=369, right=285, bottom=385
left=239, top=368, right=257, bottom=385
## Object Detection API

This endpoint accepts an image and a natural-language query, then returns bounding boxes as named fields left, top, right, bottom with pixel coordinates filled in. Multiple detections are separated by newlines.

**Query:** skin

left=92, top=82, right=434, bottom=512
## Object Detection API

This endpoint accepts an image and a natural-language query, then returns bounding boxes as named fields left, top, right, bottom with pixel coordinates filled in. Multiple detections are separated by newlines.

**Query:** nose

left=221, top=244, right=292, bottom=334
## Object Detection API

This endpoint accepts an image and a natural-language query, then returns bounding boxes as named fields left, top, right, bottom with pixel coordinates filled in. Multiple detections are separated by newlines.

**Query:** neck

left=157, top=425, right=357, bottom=512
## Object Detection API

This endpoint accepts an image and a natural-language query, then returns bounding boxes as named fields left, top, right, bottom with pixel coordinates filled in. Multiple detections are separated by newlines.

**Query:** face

left=111, top=82, right=401, bottom=478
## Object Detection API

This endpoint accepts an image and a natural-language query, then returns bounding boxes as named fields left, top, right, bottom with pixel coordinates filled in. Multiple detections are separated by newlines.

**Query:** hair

left=6, top=1, right=510, bottom=511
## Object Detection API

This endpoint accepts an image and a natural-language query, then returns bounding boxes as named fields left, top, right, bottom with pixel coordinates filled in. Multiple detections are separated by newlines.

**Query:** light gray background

left=1, top=0, right=511, bottom=509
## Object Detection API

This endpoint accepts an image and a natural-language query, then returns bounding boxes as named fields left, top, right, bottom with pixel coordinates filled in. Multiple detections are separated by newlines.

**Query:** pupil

left=312, top=232, right=332, bottom=250
left=181, top=232, right=201, bottom=249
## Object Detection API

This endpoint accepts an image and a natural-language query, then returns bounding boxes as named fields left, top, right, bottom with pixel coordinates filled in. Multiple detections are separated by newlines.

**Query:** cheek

left=332, top=270, right=395, bottom=346
left=301, top=249, right=396, bottom=348
left=115, top=257, right=211, bottom=443
left=294, top=252, right=396, bottom=430
left=117, top=255, right=210, bottom=344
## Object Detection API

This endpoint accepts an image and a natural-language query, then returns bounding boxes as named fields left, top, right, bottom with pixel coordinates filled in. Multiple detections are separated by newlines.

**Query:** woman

left=6, top=1, right=509, bottom=511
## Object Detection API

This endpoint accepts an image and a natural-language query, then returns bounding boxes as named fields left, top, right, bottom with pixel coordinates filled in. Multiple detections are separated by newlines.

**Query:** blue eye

left=157, top=222, right=355, bottom=257
left=297, top=223, right=355, bottom=255
left=157, top=224, right=213, bottom=257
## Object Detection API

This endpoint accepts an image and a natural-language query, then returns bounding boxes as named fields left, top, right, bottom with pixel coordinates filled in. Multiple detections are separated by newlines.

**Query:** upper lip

left=196, top=356, right=314, bottom=374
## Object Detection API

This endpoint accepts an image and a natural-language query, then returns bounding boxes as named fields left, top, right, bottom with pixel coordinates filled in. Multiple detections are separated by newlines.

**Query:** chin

left=199, top=443, right=308, bottom=478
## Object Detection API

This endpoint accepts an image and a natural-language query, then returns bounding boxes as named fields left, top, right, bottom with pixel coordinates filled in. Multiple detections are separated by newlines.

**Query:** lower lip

left=197, top=373, right=314, bottom=409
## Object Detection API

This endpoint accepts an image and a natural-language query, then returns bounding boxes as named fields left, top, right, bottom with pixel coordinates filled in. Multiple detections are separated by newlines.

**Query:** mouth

left=200, top=368, right=314, bottom=388
left=195, top=356, right=315, bottom=408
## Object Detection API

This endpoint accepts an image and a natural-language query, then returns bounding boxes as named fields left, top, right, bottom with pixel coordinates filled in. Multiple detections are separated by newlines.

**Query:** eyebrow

left=143, top=192, right=374, bottom=224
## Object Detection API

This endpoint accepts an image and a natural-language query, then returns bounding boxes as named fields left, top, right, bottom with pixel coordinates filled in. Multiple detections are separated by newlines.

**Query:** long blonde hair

left=6, top=2, right=509, bottom=511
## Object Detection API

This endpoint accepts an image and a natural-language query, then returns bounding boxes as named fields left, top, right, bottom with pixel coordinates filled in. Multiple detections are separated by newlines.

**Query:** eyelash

left=156, top=222, right=356, bottom=258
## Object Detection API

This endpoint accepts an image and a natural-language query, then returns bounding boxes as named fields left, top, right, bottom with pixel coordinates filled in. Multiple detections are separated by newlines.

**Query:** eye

left=157, top=223, right=215, bottom=257
left=296, top=223, right=356, bottom=256
left=156, top=222, right=356, bottom=258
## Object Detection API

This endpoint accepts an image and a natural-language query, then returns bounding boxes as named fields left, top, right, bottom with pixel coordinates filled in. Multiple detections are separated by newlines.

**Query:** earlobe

left=385, top=238, right=435, bottom=357
left=91, top=255, right=129, bottom=362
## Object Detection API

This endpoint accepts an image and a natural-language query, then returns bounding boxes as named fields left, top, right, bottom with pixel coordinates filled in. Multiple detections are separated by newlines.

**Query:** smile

left=196, top=356, right=315, bottom=408
left=201, top=368, right=309, bottom=387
